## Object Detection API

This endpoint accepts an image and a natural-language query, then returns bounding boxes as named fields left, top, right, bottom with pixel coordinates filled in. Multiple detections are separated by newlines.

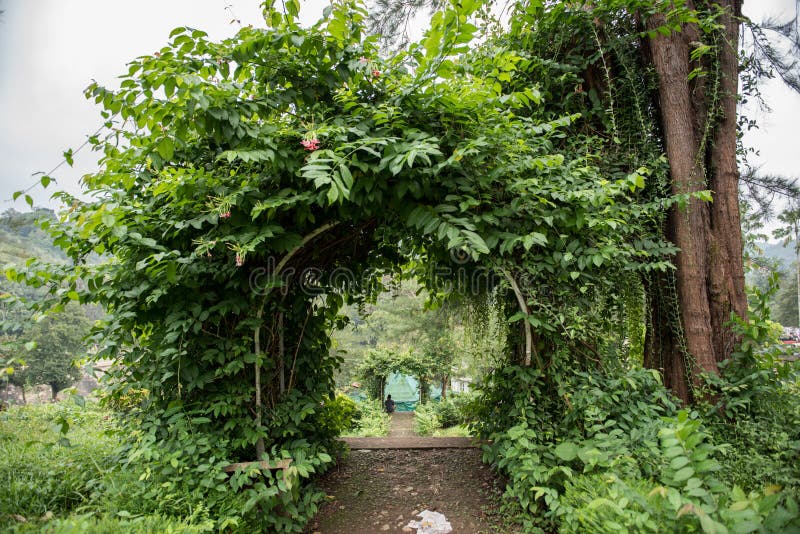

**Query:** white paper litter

left=406, top=510, right=453, bottom=534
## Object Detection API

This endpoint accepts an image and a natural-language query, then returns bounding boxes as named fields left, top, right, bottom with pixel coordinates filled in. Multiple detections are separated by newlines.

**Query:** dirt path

left=308, top=414, right=515, bottom=533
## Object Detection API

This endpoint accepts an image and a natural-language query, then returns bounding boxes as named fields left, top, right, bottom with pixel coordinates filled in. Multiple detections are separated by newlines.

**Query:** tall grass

left=0, top=402, right=117, bottom=520
left=0, top=402, right=208, bottom=532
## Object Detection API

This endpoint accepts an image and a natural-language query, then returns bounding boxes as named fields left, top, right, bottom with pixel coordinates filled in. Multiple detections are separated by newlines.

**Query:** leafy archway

left=15, top=1, right=684, bottom=530
left=357, top=347, right=434, bottom=404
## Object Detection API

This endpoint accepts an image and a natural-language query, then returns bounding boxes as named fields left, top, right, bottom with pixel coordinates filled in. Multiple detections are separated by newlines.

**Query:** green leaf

left=699, top=514, right=717, bottom=534
left=669, top=456, right=690, bottom=470
left=157, top=138, right=175, bottom=161
left=71, top=394, right=85, bottom=408
left=327, top=185, right=339, bottom=204
left=165, top=262, right=177, bottom=283
left=339, top=164, right=353, bottom=189
left=554, top=442, right=579, bottom=462
left=673, top=466, right=695, bottom=482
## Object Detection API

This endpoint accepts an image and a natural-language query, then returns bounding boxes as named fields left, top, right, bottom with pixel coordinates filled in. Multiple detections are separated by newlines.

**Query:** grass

left=0, top=402, right=209, bottom=533
left=0, top=402, right=118, bottom=522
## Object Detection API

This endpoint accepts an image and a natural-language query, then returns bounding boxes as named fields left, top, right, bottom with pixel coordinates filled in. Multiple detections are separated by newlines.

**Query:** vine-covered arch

left=18, top=1, right=688, bottom=529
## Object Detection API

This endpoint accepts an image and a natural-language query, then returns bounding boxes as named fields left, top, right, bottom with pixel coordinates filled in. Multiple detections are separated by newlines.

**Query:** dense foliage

left=342, top=398, right=391, bottom=437
left=5, top=0, right=799, bottom=531
left=469, top=362, right=800, bottom=532
left=464, top=279, right=800, bottom=531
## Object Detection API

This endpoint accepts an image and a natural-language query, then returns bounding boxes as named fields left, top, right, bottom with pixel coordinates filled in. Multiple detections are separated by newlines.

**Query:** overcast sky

left=0, top=0, right=798, bottom=214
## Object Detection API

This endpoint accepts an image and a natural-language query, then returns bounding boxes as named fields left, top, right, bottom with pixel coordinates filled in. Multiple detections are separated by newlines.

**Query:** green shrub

left=0, top=400, right=334, bottom=533
left=700, top=298, right=800, bottom=501
left=413, top=403, right=439, bottom=436
left=448, top=391, right=477, bottom=424
left=104, top=403, right=332, bottom=533
left=344, top=400, right=389, bottom=437
left=433, top=397, right=460, bottom=428
left=471, top=357, right=800, bottom=532
left=316, top=393, right=358, bottom=436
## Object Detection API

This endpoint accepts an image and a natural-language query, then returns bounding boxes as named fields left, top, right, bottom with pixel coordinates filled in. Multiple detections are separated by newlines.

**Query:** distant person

left=384, top=394, right=395, bottom=414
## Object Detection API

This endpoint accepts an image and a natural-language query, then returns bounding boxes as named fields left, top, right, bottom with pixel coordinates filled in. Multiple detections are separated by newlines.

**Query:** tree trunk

left=644, top=1, right=746, bottom=400
left=707, top=0, right=747, bottom=363
left=648, top=8, right=717, bottom=389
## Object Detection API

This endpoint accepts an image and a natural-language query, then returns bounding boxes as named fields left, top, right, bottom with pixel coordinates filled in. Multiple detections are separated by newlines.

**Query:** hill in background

left=755, top=241, right=796, bottom=267
left=0, top=208, right=66, bottom=266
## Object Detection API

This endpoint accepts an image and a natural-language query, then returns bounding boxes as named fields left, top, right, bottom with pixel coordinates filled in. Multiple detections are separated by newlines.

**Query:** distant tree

left=13, top=311, right=91, bottom=399
left=772, top=266, right=799, bottom=327
left=774, top=203, right=800, bottom=327
left=1, top=335, right=26, bottom=406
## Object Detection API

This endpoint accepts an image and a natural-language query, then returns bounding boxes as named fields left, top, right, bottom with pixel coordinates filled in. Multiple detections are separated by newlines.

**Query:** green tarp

left=384, top=372, right=441, bottom=412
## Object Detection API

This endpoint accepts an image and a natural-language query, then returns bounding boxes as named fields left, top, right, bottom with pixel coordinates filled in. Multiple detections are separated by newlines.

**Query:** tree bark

left=707, top=0, right=747, bottom=362
left=644, top=1, right=747, bottom=400
left=648, top=8, right=718, bottom=390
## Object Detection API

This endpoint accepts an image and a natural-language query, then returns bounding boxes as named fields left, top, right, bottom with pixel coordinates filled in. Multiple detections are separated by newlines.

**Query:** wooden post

left=501, top=269, right=541, bottom=368
left=278, top=312, right=285, bottom=395
left=254, top=324, right=265, bottom=461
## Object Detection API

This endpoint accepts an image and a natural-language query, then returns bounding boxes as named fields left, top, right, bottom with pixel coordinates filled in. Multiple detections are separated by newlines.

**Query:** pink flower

left=359, top=57, right=369, bottom=64
left=220, top=211, right=231, bottom=219
left=301, top=138, right=320, bottom=151
left=235, top=253, right=244, bottom=267
left=372, top=70, right=381, bottom=78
